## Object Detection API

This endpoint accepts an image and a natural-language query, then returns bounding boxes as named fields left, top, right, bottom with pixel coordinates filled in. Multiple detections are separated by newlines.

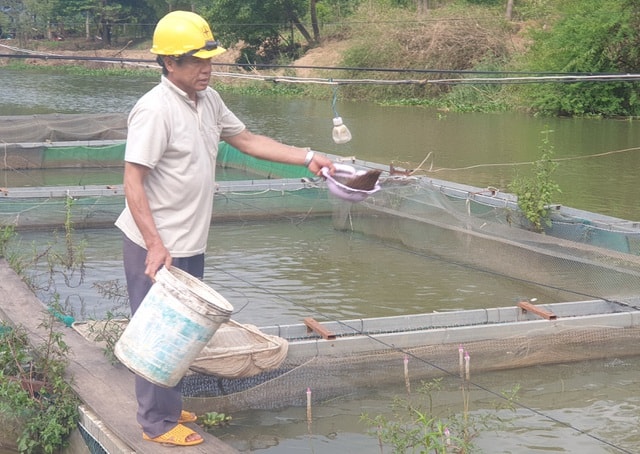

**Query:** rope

left=433, top=74, right=640, bottom=85
left=409, top=146, right=640, bottom=174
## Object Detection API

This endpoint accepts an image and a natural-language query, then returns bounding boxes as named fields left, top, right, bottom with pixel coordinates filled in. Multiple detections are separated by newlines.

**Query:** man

left=115, top=10, right=335, bottom=447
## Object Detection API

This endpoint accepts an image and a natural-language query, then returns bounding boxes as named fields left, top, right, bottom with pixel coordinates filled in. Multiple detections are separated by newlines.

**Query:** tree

left=505, top=0, right=514, bottom=20
left=205, top=0, right=314, bottom=64
left=58, top=0, right=97, bottom=39
left=309, top=0, right=319, bottom=42
left=523, top=0, right=640, bottom=116
left=21, top=0, right=157, bottom=44
left=22, top=0, right=58, bottom=39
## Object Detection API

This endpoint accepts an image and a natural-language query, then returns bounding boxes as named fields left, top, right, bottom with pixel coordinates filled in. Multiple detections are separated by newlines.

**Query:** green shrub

left=508, top=129, right=561, bottom=232
left=0, top=321, right=79, bottom=454
left=361, top=377, right=519, bottom=453
left=520, top=0, right=640, bottom=117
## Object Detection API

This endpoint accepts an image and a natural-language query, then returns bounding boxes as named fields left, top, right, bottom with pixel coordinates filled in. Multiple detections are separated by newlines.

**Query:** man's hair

left=157, top=55, right=193, bottom=75
left=156, top=55, right=169, bottom=75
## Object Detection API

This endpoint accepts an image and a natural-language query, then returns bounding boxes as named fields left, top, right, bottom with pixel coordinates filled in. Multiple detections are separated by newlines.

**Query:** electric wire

left=2, top=45, right=640, bottom=87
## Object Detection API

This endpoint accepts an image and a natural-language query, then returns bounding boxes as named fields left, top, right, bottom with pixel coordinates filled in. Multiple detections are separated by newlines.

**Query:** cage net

left=180, top=175, right=640, bottom=413
left=0, top=113, right=128, bottom=145
left=183, top=324, right=640, bottom=414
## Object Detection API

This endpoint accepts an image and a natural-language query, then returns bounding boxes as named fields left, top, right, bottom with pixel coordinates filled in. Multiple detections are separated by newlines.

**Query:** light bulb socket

left=332, top=117, right=344, bottom=126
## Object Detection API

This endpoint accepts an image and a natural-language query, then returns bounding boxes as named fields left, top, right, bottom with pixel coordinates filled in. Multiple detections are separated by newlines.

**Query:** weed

left=199, top=411, right=232, bottom=428
left=0, top=224, right=15, bottom=257
left=362, top=376, right=519, bottom=453
left=0, top=319, right=80, bottom=454
left=508, top=129, right=561, bottom=232
left=83, top=315, right=127, bottom=365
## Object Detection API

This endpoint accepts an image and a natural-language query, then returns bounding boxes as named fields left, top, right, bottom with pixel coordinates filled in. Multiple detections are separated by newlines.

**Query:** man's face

left=165, top=56, right=212, bottom=98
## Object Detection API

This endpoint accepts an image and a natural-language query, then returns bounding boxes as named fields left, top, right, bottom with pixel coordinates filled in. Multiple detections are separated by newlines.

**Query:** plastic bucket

left=114, top=266, right=233, bottom=387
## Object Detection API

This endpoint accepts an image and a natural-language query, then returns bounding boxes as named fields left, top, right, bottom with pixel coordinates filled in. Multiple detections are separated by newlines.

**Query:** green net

left=217, top=141, right=315, bottom=179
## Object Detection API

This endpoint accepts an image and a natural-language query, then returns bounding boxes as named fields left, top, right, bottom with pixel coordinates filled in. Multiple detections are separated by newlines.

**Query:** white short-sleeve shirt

left=115, top=76, right=245, bottom=256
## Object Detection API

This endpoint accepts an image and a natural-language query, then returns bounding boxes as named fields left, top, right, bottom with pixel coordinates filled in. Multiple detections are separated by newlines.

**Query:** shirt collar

left=161, top=76, right=207, bottom=102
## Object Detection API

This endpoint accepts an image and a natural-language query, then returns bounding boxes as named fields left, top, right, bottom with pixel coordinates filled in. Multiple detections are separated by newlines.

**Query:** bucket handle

left=205, top=311, right=231, bottom=319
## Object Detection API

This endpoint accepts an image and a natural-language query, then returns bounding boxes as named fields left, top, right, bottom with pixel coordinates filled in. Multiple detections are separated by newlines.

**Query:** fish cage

left=180, top=299, right=640, bottom=413
left=7, top=113, right=640, bottom=412
left=175, top=172, right=640, bottom=413
left=0, top=113, right=127, bottom=169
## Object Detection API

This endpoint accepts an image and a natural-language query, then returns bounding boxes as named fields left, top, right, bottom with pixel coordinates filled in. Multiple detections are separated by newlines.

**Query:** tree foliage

left=203, top=0, right=312, bottom=65
left=522, top=0, right=640, bottom=116
left=1, top=0, right=160, bottom=43
left=202, top=0, right=361, bottom=65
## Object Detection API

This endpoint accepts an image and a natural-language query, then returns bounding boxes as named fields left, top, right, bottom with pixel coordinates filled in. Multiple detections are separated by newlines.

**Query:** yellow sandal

left=178, top=410, right=198, bottom=424
left=143, top=423, right=203, bottom=446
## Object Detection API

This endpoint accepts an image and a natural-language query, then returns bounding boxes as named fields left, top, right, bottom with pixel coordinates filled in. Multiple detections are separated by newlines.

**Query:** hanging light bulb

left=332, top=116, right=352, bottom=144
left=330, top=86, right=352, bottom=144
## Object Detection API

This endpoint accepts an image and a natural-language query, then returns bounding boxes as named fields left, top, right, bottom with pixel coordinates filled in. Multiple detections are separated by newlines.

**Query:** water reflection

left=0, top=68, right=155, bottom=115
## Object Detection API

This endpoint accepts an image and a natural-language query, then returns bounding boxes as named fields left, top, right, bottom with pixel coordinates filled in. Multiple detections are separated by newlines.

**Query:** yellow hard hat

left=151, top=11, right=226, bottom=58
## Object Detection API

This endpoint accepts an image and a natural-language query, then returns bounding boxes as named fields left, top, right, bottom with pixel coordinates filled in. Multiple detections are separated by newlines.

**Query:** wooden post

left=518, top=301, right=557, bottom=320
left=303, top=317, right=336, bottom=340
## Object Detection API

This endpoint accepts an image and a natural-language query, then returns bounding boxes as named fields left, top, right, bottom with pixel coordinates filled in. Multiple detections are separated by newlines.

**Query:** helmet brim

left=192, top=47, right=226, bottom=59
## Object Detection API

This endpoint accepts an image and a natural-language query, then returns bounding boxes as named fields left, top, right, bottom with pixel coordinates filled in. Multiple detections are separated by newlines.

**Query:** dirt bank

left=0, top=38, right=347, bottom=76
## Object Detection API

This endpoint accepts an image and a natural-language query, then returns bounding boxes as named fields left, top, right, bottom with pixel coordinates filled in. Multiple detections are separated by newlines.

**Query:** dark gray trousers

left=122, top=234, right=204, bottom=438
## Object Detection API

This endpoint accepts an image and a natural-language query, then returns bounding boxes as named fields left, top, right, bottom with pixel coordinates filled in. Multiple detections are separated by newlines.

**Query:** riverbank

left=0, top=37, right=345, bottom=75
left=0, top=0, right=530, bottom=111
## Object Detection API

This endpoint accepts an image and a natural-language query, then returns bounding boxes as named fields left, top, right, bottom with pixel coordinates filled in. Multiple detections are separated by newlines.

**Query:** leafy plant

left=0, top=194, right=87, bottom=453
left=199, top=411, right=232, bottom=428
left=84, top=313, right=128, bottom=365
left=361, top=377, right=519, bottom=453
left=508, top=129, right=561, bottom=233
left=0, top=319, right=80, bottom=454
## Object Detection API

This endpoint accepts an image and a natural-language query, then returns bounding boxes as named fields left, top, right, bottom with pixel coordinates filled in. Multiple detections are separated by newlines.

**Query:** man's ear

left=162, top=56, right=176, bottom=72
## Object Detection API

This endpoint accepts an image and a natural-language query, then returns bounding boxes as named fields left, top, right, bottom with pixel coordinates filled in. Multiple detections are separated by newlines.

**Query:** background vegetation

left=1, top=0, right=639, bottom=117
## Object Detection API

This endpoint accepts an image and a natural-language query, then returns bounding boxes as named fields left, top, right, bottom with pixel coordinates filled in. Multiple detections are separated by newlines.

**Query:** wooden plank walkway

left=0, top=259, right=238, bottom=454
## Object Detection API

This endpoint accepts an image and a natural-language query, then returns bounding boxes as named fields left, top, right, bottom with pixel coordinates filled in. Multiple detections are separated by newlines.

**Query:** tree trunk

left=287, top=11, right=315, bottom=46
left=417, top=0, right=429, bottom=14
left=505, top=0, right=514, bottom=20
left=282, top=1, right=316, bottom=46
left=310, top=0, right=320, bottom=43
